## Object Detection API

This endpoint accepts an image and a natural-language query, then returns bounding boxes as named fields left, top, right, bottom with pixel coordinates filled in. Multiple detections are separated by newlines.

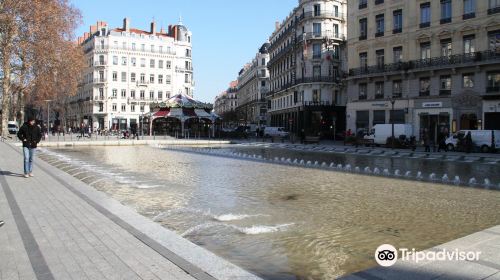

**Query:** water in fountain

left=321, top=162, right=327, bottom=167
left=337, top=164, right=343, bottom=169
left=293, top=159, right=298, bottom=164
left=442, top=174, right=449, bottom=182
left=329, top=163, right=335, bottom=168
left=429, top=173, right=437, bottom=180
left=484, top=178, right=492, bottom=188
left=469, top=177, right=477, bottom=186
left=394, top=169, right=401, bottom=176
left=300, top=160, right=305, bottom=165
left=405, top=171, right=411, bottom=177
left=416, top=171, right=423, bottom=180
left=453, top=176, right=460, bottom=185
left=364, top=167, right=371, bottom=173
left=344, top=164, right=352, bottom=172
left=306, top=161, right=312, bottom=166
left=355, top=166, right=361, bottom=172
left=383, top=169, right=390, bottom=176
left=373, top=167, right=380, bottom=175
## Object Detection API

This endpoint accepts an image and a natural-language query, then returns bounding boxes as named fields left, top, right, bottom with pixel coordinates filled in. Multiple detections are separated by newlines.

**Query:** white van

left=445, top=130, right=500, bottom=152
left=8, top=121, right=18, bottom=135
left=364, top=124, right=413, bottom=145
left=264, top=127, right=289, bottom=138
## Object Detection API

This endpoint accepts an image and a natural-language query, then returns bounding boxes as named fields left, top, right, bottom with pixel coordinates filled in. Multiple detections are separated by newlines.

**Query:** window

left=140, top=90, right=145, bottom=100
left=121, top=89, right=126, bottom=98
left=463, top=35, right=475, bottom=54
left=420, top=3, right=431, bottom=28
left=359, top=83, right=367, bottom=100
left=158, top=91, right=163, bottom=99
left=440, top=75, right=452, bottom=95
left=121, top=72, right=126, bottom=82
left=333, top=24, right=339, bottom=37
left=312, top=89, right=320, bottom=102
left=113, top=56, right=118, bottom=65
left=373, top=110, right=386, bottom=125
left=313, top=23, right=321, bottom=37
left=158, top=75, right=163, bottom=84
left=132, top=43, right=136, bottom=50
left=313, top=4, right=321, bottom=16
left=261, top=58, right=266, bottom=66
left=151, top=45, right=155, bottom=52
left=158, top=60, right=164, bottom=68
left=140, top=73, right=145, bottom=83
left=141, top=44, right=145, bottom=51
left=359, top=18, right=367, bottom=40
left=112, top=103, right=117, bottom=112
left=359, top=52, right=368, bottom=68
left=131, top=73, right=136, bottom=82
left=98, top=55, right=105, bottom=65
left=112, top=89, right=117, bottom=98
left=393, top=10, right=403, bottom=33
left=159, top=46, right=163, bottom=53
left=487, top=71, right=500, bottom=92
left=131, top=57, right=136, bottom=66
left=359, top=0, right=367, bottom=9
left=140, top=58, right=146, bottom=67
left=393, top=47, right=403, bottom=63
left=488, top=30, right=500, bottom=51
left=375, top=0, right=384, bottom=5
left=150, top=74, right=154, bottom=83
left=488, top=0, right=500, bottom=14
left=185, top=74, right=189, bottom=83
left=375, top=14, right=384, bottom=37
left=112, top=71, right=117, bottom=82
left=392, top=80, right=402, bottom=98
left=99, top=88, right=104, bottom=99
left=420, top=42, right=431, bottom=60
left=121, top=104, right=126, bottom=112
left=441, top=39, right=452, bottom=57
left=463, top=0, right=475, bottom=19
left=376, top=49, right=384, bottom=68
left=149, top=91, right=154, bottom=100
left=440, top=0, right=452, bottom=24
left=463, top=73, right=474, bottom=88
left=312, top=44, right=321, bottom=59
left=121, top=56, right=127, bottom=65
left=131, top=104, right=135, bottom=112
left=140, top=105, right=144, bottom=112
left=98, top=103, right=103, bottom=112
left=150, top=59, right=155, bottom=68
left=313, top=66, right=321, bottom=78
left=375, top=82, right=384, bottom=99
left=130, top=90, right=135, bottom=99
left=166, top=61, right=171, bottom=69
left=420, top=77, right=430, bottom=96
left=166, top=75, right=171, bottom=84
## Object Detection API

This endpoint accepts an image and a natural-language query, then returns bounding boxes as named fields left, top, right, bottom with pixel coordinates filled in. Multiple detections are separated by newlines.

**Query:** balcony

left=268, top=43, right=294, bottom=65
left=295, top=76, right=338, bottom=84
left=439, top=89, right=451, bottom=96
left=393, top=28, right=402, bottom=34
left=359, top=34, right=367, bottom=41
left=349, top=50, right=500, bottom=77
left=175, top=66, right=194, bottom=73
left=420, top=22, right=430, bottom=28
left=375, top=0, right=384, bottom=4
left=94, top=61, right=106, bottom=67
left=296, top=31, right=346, bottom=45
left=488, top=6, right=500, bottom=15
left=93, top=78, right=107, bottom=84
left=298, top=11, right=345, bottom=22
left=486, top=86, right=500, bottom=93
left=440, top=17, right=452, bottom=24
left=463, top=12, right=475, bottom=20
left=375, top=31, right=384, bottom=37
left=419, top=90, right=430, bottom=97
left=359, top=2, right=367, bottom=9
left=94, top=44, right=177, bottom=55
left=375, top=94, right=385, bottom=99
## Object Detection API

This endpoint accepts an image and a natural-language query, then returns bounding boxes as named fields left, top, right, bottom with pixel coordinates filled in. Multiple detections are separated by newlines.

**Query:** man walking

left=17, top=116, right=42, bottom=178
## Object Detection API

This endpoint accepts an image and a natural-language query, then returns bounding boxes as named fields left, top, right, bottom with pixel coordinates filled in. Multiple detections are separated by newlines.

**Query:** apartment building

left=213, top=81, right=238, bottom=118
left=347, top=0, right=500, bottom=142
left=68, top=18, right=194, bottom=131
left=267, top=0, right=348, bottom=138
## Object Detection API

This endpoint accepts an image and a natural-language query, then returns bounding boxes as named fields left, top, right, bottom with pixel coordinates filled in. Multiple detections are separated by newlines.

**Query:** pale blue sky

left=72, top=0, right=298, bottom=102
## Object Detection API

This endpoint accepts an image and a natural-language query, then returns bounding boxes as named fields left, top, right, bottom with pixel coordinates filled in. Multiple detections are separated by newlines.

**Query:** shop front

left=414, top=100, right=452, bottom=143
left=483, top=100, right=500, bottom=130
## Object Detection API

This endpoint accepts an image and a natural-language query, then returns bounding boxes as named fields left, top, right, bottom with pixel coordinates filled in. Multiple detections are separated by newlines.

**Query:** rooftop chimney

left=123, top=17, right=130, bottom=31
left=275, top=21, right=280, bottom=31
left=150, top=20, right=156, bottom=34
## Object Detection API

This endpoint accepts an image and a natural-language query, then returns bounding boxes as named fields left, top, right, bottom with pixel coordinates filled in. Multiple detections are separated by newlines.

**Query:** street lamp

left=44, top=99, right=52, bottom=140
left=390, top=99, right=395, bottom=149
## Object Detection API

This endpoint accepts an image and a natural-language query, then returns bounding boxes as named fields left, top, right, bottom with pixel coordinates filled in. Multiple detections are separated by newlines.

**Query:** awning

left=194, top=109, right=212, bottom=118
left=153, top=109, right=170, bottom=118
left=168, top=108, right=184, bottom=118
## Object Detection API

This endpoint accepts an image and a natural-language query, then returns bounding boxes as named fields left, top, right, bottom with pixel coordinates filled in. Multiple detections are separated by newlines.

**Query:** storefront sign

left=422, top=102, right=443, bottom=108
left=372, top=103, right=388, bottom=107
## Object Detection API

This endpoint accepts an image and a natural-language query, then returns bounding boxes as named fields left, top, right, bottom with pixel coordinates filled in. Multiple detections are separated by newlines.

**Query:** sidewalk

left=0, top=142, right=260, bottom=280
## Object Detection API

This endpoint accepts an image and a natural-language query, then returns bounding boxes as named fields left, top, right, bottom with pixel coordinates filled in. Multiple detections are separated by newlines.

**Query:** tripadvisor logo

left=375, top=244, right=481, bottom=267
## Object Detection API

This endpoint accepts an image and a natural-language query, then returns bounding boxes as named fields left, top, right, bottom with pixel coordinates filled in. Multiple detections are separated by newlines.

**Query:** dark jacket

left=17, top=123, right=42, bottom=148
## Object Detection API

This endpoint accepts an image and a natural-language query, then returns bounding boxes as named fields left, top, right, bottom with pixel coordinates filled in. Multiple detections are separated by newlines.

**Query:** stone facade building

left=346, top=0, right=500, bottom=142
left=235, top=43, right=271, bottom=127
left=267, top=0, right=348, bottom=138
left=68, top=18, right=194, bottom=131
left=213, top=81, right=238, bottom=118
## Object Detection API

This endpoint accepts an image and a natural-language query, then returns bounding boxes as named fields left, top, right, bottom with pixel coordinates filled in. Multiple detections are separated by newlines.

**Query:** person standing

left=17, top=116, right=42, bottom=178
left=465, top=131, right=473, bottom=153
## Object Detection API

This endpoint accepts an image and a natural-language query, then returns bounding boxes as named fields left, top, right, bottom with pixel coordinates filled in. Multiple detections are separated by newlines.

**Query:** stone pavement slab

left=0, top=142, right=261, bottom=280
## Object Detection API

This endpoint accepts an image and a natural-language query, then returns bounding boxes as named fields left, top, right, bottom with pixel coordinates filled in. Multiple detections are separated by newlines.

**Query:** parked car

left=364, top=124, right=414, bottom=146
left=264, top=127, right=289, bottom=138
left=445, top=130, right=500, bottom=153
left=7, top=121, right=18, bottom=135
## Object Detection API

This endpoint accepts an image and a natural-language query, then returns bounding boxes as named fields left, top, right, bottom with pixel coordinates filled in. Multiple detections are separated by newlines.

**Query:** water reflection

left=39, top=146, right=500, bottom=279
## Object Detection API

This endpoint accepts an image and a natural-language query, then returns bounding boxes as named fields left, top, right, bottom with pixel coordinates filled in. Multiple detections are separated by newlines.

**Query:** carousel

left=145, top=93, right=219, bottom=137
